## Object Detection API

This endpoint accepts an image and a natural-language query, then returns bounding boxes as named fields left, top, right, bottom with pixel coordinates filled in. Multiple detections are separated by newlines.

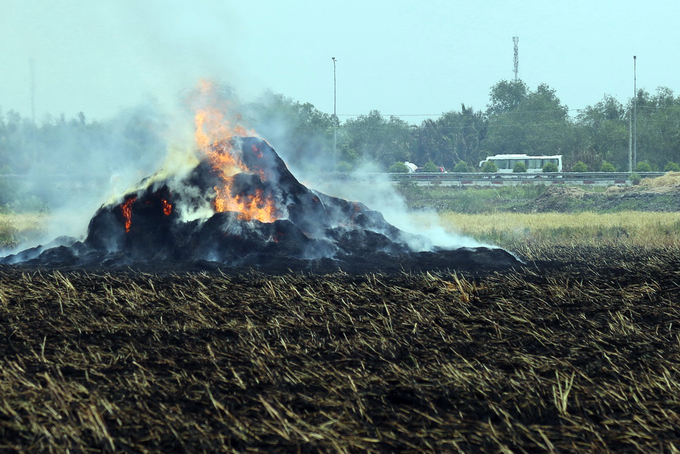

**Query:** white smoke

left=304, top=164, right=487, bottom=251
left=3, top=0, right=490, bottom=256
left=3, top=102, right=171, bottom=253
left=238, top=97, right=486, bottom=250
left=5, top=77, right=492, bottom=259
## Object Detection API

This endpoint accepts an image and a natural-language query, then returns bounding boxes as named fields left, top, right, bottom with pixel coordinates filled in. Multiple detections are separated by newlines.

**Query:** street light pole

left=633, top=55, right=637, bottom=171
left=332, top=57, right=337, bottom=168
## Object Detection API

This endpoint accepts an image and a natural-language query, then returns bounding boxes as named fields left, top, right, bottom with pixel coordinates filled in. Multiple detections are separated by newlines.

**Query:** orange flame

left=192, top=79, right=278, bottom=223
left=121, top=197, right=137, bottom=233
left=162, top=199, right=173, bottom=216
left=214, top=187, right=277, bottom=222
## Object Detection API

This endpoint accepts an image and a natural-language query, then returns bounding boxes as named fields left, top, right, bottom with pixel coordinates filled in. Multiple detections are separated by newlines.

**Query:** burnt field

left=1, top=244, right=680, bottom=452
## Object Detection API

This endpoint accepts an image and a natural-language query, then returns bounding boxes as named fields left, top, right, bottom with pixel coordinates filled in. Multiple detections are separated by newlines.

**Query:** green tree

left=0, top=104, right=171, bottom=210
left=483, top=82, right=572, bottom=158
left=480, top=161, right=498, bottom=173
left=635, top=161, right=652, bottom=172
left=542, top=162, right=559, bottom=172
left=513, top=162, right=527, bottom=173
left=389, top=162, right=409, bottom=173
left=438, top=105, right=487, bottom=167
left=574, top=95, right=628, bottom=171
left=487, top=80, right=528, bottom=116
left=629, top=87, right=680, bottom=169
left=422, top=160, right=439, bottom=172
left=342, top=110, right=411, bottom=169
left=410, top=105, right=487, bottom=171
left=600, top=161, right=616, bottom=172
left=411, top=119, right=440, bottom=167
left=453, top=161, right=470, bottom=173
left=572, top=161, right=588, bottom=172
left=246, top=91, right=336, bottom=171
left=664, top=162, right=680, bottom=171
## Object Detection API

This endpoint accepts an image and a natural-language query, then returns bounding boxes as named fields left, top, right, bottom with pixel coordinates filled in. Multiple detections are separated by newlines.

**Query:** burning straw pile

left=1, top=244, right=680, bottom=452
left=4, top=82, right=515, bottom=272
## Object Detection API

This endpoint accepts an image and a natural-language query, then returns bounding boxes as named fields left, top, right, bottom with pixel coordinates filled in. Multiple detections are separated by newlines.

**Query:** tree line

left=246, top=81, right=680, bottom=173
left=0, top=106, right=166, bottom=177
left=1, top=79, right=680, bottom=177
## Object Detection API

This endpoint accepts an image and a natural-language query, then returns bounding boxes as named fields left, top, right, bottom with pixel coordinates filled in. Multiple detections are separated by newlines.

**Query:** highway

left=378, top=172, right=666, bottom=187
left=0, top=171, right=667, bottom=190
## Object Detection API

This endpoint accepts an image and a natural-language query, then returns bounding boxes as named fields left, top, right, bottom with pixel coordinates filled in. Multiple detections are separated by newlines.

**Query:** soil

left=1, top=244, right=680, bottom=452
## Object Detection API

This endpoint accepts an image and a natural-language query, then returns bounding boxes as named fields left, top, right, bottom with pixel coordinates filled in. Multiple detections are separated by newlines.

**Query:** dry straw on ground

left=641, top=171, right=680, bottom=188
left=1, top=243, right=680, bottom=452
left=438, top=211, right=680, bottom=249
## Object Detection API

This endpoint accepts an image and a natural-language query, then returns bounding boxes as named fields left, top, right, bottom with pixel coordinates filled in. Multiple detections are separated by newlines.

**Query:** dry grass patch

left=432, top=211, right=680, bottom=249
left=0, top=213, right=48, bottom=249
left=641, top=171, right=680, bottom=188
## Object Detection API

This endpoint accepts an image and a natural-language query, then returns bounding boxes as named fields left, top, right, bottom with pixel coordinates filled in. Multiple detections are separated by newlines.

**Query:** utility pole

left=633, top=55, right=637, bottom=171
left=332, top=56, right=337, bottom=168
left=629, top=113, right=633, bottom=173
left=513, top=37, right=519, bottom=81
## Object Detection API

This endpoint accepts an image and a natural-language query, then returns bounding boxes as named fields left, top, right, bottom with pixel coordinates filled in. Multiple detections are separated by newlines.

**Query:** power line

left=337, top=114, right=443, bottom=117
left=337, top=108, right=586, bottom=118
left=336, top=105, right=680, bottom=119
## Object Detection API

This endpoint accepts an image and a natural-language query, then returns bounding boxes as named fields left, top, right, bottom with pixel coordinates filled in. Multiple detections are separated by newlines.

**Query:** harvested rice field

left=1, top=243, right=680, bottom=452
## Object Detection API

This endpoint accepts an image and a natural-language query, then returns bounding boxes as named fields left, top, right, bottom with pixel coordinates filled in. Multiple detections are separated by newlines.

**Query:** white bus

left=479, top=154, right=562, bottom=173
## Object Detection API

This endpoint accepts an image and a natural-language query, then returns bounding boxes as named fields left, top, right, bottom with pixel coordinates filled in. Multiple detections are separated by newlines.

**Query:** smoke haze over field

left=3, top=0, right=677, bottom=252
left=306, top=171, right=486, bottom=250
left=2, top=2, right=245, bottom=121
left=2, top=77, right=484, bottom=254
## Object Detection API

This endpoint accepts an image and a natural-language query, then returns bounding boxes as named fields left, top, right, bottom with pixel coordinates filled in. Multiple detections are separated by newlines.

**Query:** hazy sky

left=2, top=0, right=678, bottom=123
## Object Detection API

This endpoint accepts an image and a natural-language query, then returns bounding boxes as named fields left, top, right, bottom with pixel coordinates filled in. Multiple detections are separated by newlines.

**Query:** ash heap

left=4, top=89, right=518, bottom=273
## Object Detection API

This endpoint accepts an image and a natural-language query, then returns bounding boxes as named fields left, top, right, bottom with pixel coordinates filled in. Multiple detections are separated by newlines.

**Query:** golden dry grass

left=0, top=213, right=47, bottom=233
left=0, top=213, right=48, bottom=249
left=641, top=171, right=680, bottom=187
left=7, top=211, right=680, bottom=250
left=432, top=211, right=680, bottom=249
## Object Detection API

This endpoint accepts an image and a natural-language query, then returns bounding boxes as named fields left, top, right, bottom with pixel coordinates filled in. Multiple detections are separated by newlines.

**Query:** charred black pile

left=4, top=137, right=518, bottom=273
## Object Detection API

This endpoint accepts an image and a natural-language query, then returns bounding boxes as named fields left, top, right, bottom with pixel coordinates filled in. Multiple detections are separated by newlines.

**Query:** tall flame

left=214, top=187, right=277, bottom=222
left=162, top=199, right=173, bottom=216
left=192, top=80, right=277, bottom=223
left=121, top=196, right=137, bottom=233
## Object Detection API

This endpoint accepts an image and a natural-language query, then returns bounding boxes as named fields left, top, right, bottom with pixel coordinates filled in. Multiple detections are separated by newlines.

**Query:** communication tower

left=513, top=36, right=519, bottom=81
